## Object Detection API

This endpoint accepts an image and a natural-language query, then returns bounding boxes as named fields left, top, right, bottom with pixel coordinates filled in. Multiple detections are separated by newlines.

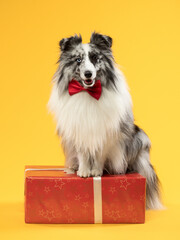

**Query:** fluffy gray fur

left=48, top=32, right=163, bottom=209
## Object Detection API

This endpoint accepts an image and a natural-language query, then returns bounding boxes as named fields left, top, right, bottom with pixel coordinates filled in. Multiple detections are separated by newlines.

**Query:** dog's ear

left=90, top=32, right=112, bottom=50
left=59, top=34, right=82, bottom=52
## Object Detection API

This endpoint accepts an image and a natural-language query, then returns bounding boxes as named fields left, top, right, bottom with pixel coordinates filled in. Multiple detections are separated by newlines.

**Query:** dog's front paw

left=77, top=169, right=91, bottom=178
left=91, top=169, right=103, bottom=177
left=64, top=168, right=76, bottom=174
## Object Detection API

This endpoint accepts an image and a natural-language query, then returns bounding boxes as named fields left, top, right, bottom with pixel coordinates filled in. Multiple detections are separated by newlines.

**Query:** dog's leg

left=77, top=151, right=91, bottom=177
left=106, top=142, right=128, bottom=174
left=61, top=138, right=78, bottom=174
left=91, top=152, right=105, bottom=177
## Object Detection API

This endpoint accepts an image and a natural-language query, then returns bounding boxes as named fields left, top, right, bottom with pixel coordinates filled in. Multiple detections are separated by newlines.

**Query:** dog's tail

left=128, top=126, right=164, bottom=210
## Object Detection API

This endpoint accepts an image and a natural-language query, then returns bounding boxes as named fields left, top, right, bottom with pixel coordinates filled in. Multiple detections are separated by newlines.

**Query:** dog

left=48, top=32, right=163, bottom=209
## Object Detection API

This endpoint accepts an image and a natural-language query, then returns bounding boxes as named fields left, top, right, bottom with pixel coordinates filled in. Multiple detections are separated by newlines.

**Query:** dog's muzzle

left=82, top=79, right=95, bottom=88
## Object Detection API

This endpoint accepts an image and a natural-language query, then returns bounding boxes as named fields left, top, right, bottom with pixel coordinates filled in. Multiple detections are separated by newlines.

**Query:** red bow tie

left=68, top=79, right=102, bottom=100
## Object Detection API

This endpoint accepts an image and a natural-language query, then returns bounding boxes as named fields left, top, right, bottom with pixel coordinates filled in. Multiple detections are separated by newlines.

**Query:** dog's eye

left=76, top=58, right=81, bottom=63
left=91, top=54, right=99, bottom=63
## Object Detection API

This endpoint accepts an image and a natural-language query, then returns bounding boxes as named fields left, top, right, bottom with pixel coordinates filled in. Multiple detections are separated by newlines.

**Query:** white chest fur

left=48, top=79, right=132, bottom=155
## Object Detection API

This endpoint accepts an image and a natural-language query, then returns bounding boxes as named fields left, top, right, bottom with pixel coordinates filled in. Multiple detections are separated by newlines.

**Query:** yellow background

left=0, top=0, right=180, bottom=239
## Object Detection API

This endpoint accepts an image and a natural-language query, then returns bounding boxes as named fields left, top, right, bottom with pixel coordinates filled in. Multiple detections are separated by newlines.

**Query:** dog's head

left=57, top=32, right=116, bottom=90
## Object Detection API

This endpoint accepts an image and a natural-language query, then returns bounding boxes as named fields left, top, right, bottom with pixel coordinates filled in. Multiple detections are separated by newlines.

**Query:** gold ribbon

left=25, top=168, right=66, bottom=172
left=93, top=176, right=102, bottom=223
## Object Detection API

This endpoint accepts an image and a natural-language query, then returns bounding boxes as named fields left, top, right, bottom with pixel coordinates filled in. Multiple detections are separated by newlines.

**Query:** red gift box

left=25, top=166, right=146, bottom=224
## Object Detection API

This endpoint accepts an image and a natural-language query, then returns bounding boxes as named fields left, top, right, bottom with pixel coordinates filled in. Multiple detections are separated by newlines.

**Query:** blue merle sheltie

left=48, top=32, right=163, bottom=209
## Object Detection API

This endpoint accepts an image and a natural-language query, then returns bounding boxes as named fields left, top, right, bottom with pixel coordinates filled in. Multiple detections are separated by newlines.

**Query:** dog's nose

left=84, top=71, right=92, bottom=78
